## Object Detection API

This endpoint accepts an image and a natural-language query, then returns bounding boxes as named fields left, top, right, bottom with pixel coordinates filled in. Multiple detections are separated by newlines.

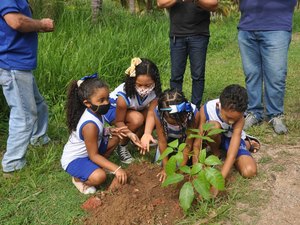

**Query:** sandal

left=72, top=177, right=96, bottom=194
left=245, top=134, right=261, bottom=153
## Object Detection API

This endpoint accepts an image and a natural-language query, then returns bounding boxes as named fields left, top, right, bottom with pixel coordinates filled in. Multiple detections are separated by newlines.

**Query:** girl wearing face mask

left=61, top=74, right=131, bottom=194
left=104, top=58, right=162, bottom=164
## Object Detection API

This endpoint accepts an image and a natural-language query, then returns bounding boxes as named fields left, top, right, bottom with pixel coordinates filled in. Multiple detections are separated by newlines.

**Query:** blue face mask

left=90, top=103, right=110, bottom=116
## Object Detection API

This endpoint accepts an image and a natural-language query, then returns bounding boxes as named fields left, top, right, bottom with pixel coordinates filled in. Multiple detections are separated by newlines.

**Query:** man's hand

left=39, top=18, right=54, bottom=32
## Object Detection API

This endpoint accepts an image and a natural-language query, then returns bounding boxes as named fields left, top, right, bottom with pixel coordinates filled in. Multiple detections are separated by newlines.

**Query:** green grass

left=1, top=1, right=300, bottom=224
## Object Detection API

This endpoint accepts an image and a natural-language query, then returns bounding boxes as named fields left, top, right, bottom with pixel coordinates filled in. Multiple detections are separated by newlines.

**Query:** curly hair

left=219, top=84, right=248, bottom=112
left=124, top=58, right=162, bottom=98
left=66, top=78, right=109, bottom=133
left=157, top=89, right=195, bottom=142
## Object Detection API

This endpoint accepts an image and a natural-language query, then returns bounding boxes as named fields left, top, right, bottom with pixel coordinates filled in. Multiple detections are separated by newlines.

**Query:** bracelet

left=113, top=166, right=121, bottom=175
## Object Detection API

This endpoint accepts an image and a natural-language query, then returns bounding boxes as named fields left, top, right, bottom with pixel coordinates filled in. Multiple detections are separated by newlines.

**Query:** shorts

left=65, top=138, right=108, bottom=182
left=221, top=135, right=252, bottom=158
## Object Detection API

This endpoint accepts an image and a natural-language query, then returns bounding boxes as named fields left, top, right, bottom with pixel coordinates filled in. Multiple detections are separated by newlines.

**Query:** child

left=196, top=84, right=260, bottom=196
left=61, top=74, right=128, bottom=194
left=104, top=57, right=162, bottom=164
left=153, top=89, right=200, bottom=183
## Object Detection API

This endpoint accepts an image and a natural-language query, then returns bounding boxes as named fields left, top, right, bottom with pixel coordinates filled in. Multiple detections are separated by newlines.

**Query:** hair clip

left=77, top=73, right=98, bottom=87
left=125, top=57, right=142, bottom=77
left=160, top=102, right=192, bottom=114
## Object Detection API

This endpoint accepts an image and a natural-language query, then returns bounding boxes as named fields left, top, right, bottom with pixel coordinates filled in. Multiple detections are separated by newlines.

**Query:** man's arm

left=3, top=13, right=54, bottom=33
left=157, top=0, right=218, bottom=11
left=196, top=0, right=218, bottom=11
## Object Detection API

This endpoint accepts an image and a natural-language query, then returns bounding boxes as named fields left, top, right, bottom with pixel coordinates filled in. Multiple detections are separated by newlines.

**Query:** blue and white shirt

left=61, top=108, right=105, bottom=170
left=204, top=99, right=246, bottom=139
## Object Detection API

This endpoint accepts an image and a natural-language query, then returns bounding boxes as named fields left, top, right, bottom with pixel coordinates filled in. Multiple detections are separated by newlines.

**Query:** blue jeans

left=0, top=69, right=49, bottom=172
left=170, top=35, right=209, bottom=108
left=238, top=31, right=291, bottom=120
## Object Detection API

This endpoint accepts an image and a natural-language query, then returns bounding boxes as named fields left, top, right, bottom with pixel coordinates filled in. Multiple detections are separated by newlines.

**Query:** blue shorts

left=104, top=102, right=116, bottom=125
left=65, top=138, right=108, bottom=182
left=221, top=135, right=251, bottom=158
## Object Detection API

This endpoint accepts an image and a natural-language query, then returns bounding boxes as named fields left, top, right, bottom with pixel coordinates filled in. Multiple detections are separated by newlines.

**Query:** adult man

left=0, top=0, right=54, bottom=173
left=238, top=0, right=297, bottom=134
left=157, top=0, right=218, bottom=108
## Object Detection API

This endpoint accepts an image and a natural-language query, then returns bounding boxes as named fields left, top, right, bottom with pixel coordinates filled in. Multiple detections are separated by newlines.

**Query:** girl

left=153, top=89, right=200, bottom=183
left=61, top=74, right=128, bottom=194
left=104, top=57, right=162, bottom=164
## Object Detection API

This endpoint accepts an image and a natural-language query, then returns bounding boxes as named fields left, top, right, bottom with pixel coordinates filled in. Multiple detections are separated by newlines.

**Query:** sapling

left=158, top=123, right=225, bottom=212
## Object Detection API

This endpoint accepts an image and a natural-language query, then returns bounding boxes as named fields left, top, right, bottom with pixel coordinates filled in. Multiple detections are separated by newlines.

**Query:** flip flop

left=245, top=134, right=261, bottom=153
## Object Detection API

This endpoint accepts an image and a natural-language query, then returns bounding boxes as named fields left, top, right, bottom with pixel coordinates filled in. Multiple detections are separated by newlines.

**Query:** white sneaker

left=72, top=177, right=96, bottom=195
left=116, top=145, right=134, bottom=164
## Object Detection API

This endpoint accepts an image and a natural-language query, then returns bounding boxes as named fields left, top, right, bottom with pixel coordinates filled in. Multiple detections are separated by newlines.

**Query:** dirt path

left=238, top=143, right=300, bottom=225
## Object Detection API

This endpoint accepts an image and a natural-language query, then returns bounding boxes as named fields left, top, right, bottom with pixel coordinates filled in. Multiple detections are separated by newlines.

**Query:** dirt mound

left=83, top=161, right=184, bottom=225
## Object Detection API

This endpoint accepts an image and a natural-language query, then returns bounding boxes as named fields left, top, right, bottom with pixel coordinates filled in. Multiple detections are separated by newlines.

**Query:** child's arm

left=221, top=117, right=244, bottom=179
left=155, top=115, right=169, bottom=182
left=140, top=99, right=158, bottom=154
left=82, top=123, right=127, bottom=184
left=115, top=96, right=142, bottom=148
left=193, top=106, right=206, bottom=162
left=190, top=110, right=201, bottom=164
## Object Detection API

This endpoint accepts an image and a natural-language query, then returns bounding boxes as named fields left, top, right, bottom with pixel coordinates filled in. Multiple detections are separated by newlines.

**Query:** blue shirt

left=238, top=0, right=297, bottom=31
left=0, top=0, right=38, bottom=70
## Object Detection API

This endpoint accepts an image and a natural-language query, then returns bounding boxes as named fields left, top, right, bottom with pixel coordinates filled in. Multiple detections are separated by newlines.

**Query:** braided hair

left=124, top=58, right=162, bottom=98
left=157, top=89, right=195, bottom=142
left=66, top=78, right=109, bottom=133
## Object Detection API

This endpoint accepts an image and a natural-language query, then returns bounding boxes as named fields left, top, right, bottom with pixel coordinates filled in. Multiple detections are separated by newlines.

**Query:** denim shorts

left=221, top=135, right=251, bottom=158
left=65, top=138, right=108, bottom=182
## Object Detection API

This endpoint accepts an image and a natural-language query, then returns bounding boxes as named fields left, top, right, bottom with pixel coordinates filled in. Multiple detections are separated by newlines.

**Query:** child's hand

left=157, top=169, right=167, bottom=183
left=140, top=134, right=157, bottom=155
left=115, top=168, right=127, bottom=185
left=110, top=126, right=128, bottom=139
left=127, top=132, right=143, bottom=149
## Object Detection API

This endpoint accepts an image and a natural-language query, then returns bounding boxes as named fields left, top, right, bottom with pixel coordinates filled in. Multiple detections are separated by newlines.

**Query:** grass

left=0, top=1, right=300, bottom=224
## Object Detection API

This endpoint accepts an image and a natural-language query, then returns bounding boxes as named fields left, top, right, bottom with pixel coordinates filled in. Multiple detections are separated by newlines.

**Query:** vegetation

left=158, top=125, right=225, bottom=212
left=0, top=0, right=299, bottom=224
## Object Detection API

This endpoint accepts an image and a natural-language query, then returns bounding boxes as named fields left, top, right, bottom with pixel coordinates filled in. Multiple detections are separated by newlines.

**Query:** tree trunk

left=91, top=0, right=102, bottom=22
left=128, top=0, right=135, bottom=13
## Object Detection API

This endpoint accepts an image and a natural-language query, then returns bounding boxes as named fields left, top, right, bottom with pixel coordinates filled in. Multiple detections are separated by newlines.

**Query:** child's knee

left=240, top=164, right=257, bottom=178
left=89, top=169, right=107, bottom=186
left=128, top=113, right=144, bottom=128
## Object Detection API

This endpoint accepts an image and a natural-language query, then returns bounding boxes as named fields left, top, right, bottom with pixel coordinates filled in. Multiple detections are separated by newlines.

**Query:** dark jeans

left=170, top=35, right=209, bottom=108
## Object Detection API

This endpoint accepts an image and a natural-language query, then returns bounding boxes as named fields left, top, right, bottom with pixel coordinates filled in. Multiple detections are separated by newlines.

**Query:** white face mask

left=135, top=84, right=155, bottom=98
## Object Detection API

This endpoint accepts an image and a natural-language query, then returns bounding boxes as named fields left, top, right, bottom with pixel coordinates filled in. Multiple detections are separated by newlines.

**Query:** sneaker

left=268, top=115, right=288, bottom=134
left=116, top=145, right=134, bottom=164
left=244, top=113, right=261, bottom=130
left=72, top=177, right=96, bottom=195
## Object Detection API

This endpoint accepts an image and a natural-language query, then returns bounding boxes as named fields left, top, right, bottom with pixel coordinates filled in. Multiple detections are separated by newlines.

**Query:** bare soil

left=82, top=142, right=300, bottom=225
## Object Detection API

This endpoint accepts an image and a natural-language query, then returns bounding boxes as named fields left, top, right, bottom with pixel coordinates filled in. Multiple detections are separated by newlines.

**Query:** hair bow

left=125, top=57, right=142, bottom=77
left=77, top=73, right=98, bottom=87
left=160, top=102, right=192, bottom=114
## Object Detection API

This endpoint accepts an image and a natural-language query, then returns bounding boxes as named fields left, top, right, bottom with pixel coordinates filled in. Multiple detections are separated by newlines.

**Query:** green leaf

left=193, top=170, right=211, bottom=200
left=175, top=151, right=184, bottom=165
left=204, top=155, right=222, bottom=166
left=200, top=136, right=215, bottom=142
left=199, top=149, right=207, bottom=164
left=191, top=163, right=203, bottom=175
left=179, top=165, right=191, bottom=174
left=205, top=167, right=225, bottom=190
left=207, top=128, right=224, bottom=136
left=188, top=134, right=202, bottom=139
left=168, top=139, right=178, bottom=148
left=179, top=182, right=194, bottom=212
left=202, top=123, right=214, bottom=131
left=165, top=155, right=177, bottom=175
left=189, top=128, right=200, bottom=133
left=158, top=147, right=173, bottom=161
left=162, top=173, right=184, bottom=187
left=178, top=143, right=186, bottom=152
